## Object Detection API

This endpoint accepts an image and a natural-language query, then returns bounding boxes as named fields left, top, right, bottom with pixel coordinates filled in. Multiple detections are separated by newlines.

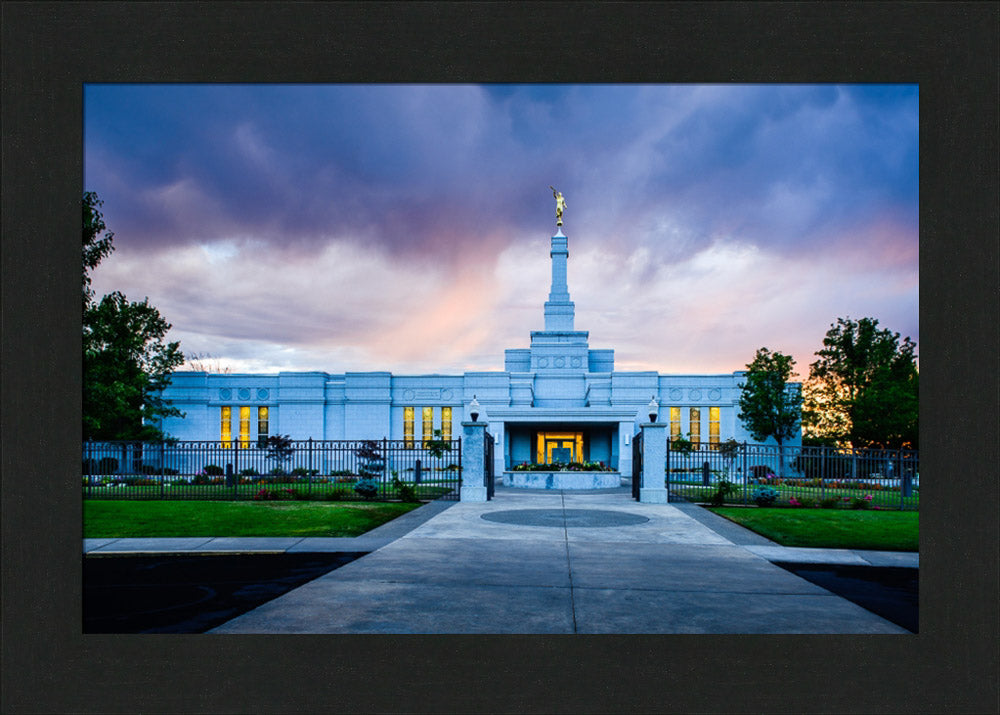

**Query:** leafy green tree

left=83, top=192, right=115, bottom=309
left=82, top=192, right=184, bottom=441
left=803, top=316, right=918, bottom=449
left=737, top=348, right=803, bottom=471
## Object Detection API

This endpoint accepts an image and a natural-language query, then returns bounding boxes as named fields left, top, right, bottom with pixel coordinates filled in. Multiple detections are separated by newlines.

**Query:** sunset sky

left=83, top=83, right=918, bottom=378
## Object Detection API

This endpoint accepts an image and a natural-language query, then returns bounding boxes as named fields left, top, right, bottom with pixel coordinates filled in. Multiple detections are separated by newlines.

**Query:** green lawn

left=84, top=500, right=422, bottom=538
left=708, top=506, right=918, bottom=551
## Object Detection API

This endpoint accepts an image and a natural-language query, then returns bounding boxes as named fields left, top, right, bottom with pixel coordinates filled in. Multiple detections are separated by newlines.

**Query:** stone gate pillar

left=461, top=420, right=488, bottom=502
left=639, top=421, right=668, bottom=504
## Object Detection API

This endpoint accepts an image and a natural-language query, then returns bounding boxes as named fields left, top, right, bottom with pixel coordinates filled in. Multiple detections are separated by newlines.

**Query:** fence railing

left=665, top=442, right=919, bottom=511
left=82, top=439, right=462, bottom=501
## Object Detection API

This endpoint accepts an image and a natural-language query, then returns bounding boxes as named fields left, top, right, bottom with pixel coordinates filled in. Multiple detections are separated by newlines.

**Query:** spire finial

left=549, top=186, right=567, bottom=227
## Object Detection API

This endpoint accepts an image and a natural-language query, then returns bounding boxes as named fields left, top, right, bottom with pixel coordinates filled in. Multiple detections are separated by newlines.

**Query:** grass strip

left=84, top=500, right=422, bottom=538
left=707, top=506, right=918, bottom=551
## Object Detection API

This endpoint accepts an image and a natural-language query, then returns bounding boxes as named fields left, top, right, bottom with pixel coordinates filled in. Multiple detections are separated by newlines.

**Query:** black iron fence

left=82, top=439, right=462, bottom=501
left=631, top=430, right=643, bottom=501
left=665, top=442, right=919, bottom=511
left=485, top=431, right=495, bottom=500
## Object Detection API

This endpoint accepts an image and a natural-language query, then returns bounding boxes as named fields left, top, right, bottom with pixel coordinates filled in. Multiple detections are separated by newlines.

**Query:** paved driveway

left=210, top=490, right=909, bottom=634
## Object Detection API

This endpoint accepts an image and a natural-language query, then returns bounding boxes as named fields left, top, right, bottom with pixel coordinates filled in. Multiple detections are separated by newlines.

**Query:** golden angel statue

left=549, top=186, right=567, bottom=226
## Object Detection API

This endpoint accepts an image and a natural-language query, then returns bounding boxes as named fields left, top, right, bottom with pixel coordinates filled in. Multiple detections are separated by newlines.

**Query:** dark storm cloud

left=85, top=84, right=917, bottom=264
left=84, top=84, right=918, bottom=374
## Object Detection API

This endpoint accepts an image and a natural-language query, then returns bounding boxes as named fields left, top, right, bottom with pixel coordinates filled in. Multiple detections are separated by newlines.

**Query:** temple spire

left=543, top=227, right=575, bottom=331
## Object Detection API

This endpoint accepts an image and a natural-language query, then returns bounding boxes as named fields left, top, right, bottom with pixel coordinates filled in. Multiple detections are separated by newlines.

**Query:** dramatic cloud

left=84, top=84, right=918, bottom=376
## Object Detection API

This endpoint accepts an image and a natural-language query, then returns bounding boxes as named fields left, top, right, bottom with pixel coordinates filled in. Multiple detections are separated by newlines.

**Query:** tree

left=737, top=348, right=803, bottom=474
left=82, top=192, right=184, bottom=441
left=803, top=317, right=918, bottom=449
left=83, top=192, right=114, bottom=309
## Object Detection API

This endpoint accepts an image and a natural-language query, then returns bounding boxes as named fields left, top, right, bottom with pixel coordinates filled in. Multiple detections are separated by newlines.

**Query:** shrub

left=392, top=475, right=419, bottom=503
left=123, top=476, right=158, bottom=486
left=329, top=469, right=354, bottom=477
left=291, top=467, right=319, bottom=477
left=253, top=487, right=298, bottom=501
left=819, top=497, right=840, bottom=509
left=203, top=464, right=225, bottom=476
left=709, top=479, right=738, bottom=507
left=851, top=494, right=875, bottom=510
left=750, top=465, right=777, bottom=483
left=324, top=490, right=344, bottom=501
left=239, top=467, right=259, bottom=476
left=353, top=478, right=379, bottom=499
left=751, top=486, right=779, bottom=507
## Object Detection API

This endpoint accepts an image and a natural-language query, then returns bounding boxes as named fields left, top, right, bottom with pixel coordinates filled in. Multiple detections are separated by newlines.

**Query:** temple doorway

left=536, top=431, right=584, bottom=464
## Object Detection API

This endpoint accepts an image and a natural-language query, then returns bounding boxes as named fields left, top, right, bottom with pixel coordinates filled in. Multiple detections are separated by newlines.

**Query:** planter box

left=502, top=471, right=622, bottom=490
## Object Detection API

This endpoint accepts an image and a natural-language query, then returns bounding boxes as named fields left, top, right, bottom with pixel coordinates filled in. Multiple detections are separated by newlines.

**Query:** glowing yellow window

left=709, top=406, right=720, bottom=445
left=670, top=407, right=681, bottom=439
left=535, top=432, right=584, bottom=464
left=422, top=407, right=433, bottom=447
left=239, top=406, right=251, bottom=448
left=689, top=407, right=701, bottom=446
left=257, top=406, right=269, bottom=446
left=403, top=406, right=415, bottom=447
left=221, top=406, right=232, bottom=448
left=441, top=406, right=452, bottom=441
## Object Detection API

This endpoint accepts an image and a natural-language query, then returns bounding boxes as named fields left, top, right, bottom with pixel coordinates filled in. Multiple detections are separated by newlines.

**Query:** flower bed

left=510, top=461, right=614, bottom=472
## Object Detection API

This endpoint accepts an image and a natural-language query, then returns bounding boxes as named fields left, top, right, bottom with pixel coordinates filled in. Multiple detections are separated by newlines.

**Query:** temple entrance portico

left=483, top=407, right=641, bottom=484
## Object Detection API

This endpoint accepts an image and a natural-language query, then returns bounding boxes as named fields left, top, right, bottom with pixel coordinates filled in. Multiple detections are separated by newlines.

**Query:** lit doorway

left=536, top=431, right=584, bottom=464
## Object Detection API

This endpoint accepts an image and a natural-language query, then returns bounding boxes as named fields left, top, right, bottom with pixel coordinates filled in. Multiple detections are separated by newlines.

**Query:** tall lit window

left=239, top=406, right=251, bottom=448
left=709, top=406, right=720, bottom=446
left=669, top=407, right=681, bottom=439
left=257, top=407, right=269, bottom=446
left=221, top=406, right=232, bottom=448
left=441, top=406, right=452, bottom=441
left=403, top=406, right=415, bottom=447
left=689, top=407, right=701, bottom=446
left=422, top=406, right=433, bottom=446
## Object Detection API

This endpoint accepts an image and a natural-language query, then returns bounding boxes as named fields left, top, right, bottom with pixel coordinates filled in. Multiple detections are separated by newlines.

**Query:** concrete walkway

left=96, top=487, right=913, bottom=634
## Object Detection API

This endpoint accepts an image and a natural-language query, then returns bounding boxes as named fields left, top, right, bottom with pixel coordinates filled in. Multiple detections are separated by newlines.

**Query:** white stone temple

left=160, top=221, right=799, bottom=483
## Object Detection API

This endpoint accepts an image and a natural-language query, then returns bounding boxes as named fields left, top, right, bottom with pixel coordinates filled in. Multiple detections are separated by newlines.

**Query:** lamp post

left=647, top=395, right=659, bottom=423
left=470, top=395, right=480, bottom=423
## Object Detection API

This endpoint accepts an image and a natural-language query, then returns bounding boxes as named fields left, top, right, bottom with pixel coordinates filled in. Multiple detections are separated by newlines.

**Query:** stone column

left=460, top=420, right=488, bottom=501
left=639, top=421, right=668, bottom=504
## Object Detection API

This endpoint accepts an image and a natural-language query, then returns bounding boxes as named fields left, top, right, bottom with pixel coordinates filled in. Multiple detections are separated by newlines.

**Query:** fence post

left=638, top=421, right=667, bottom=503
left=308, top=438, right=314, bottom=495
left=664, top=435, right=670, bottom=496
left=742, top=442, right=748, bottom=505
left=820, top=446, right=826, bottom=502
left=85, top=441, right=91, bottom=498
left=460, top=424, right=487, bottom=501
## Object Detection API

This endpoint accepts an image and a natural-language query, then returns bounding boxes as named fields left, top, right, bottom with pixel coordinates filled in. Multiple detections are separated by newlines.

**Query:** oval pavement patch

left=481, top=509, right=649, bottom=528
